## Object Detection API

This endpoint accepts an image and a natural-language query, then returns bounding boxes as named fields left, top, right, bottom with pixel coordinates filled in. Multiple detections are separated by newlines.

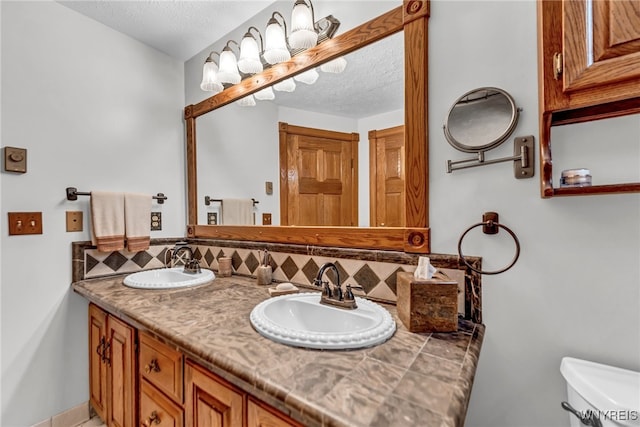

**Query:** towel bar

left=204, top=196, right=259, bottom=206
left=65, top=187, right=167, bottom=204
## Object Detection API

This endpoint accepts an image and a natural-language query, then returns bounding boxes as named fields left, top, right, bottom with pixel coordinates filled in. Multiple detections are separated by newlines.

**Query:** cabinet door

left=140, top=379, right=184, bottom=427
left=107, top=316, right=137, bottom=427
left=185, top=361, right=243, bottom=427
left=563, top=0, right=640, bottom=92
left=539, top=0, right=640, bottom=112
left=89, top=304, right=108, bottom=421
left=247, top=398, right=303, bottom=427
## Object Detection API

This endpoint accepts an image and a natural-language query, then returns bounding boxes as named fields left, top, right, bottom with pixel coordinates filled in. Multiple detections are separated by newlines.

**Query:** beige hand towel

left=124, top=192, right=152, bottom=252
left=91, top=191, right=125, bottom=252
left=222, top=198, right=254, bottom=225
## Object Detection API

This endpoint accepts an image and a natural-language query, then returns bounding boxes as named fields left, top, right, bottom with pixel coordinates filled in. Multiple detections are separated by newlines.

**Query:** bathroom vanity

left=73, top=273, right=484, bottom=427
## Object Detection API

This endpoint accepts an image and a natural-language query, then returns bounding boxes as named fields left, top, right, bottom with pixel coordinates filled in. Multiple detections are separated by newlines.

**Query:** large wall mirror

left=185, top=0, right=430, bottom=253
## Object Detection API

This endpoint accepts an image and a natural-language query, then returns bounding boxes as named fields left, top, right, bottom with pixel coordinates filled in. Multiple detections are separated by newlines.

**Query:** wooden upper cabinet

left=537, top=0, right=640, bottom=197
left=539, top=0, right=640, bottom=115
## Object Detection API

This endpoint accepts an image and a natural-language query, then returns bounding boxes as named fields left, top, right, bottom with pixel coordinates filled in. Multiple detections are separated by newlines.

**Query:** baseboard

left=31, top=401, right=90, bottom=427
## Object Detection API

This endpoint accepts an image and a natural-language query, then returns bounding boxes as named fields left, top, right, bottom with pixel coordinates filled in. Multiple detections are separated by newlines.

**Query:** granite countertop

left=72, top=273, right=484, bottom=427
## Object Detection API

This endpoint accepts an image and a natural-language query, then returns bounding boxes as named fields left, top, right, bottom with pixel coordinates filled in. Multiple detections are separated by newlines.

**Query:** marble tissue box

left=396, top=271, right=458, bottom=333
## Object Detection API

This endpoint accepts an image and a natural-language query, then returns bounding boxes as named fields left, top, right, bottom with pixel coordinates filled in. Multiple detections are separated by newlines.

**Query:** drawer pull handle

left=103, top=340, right=111, bottom=366
left=142, top=410, right=161, bottom=426
left=144, top=359, right=160, bottom=374
left=96, top=337, right=105, bottom=360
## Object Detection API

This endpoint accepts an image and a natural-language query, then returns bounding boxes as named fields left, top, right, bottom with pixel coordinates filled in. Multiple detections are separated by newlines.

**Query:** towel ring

left=458, top=215, right=520, bottom=275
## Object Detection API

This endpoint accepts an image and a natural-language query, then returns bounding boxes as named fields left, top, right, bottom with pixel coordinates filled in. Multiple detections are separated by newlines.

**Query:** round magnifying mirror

left=443, top=87, right=519, bottom=153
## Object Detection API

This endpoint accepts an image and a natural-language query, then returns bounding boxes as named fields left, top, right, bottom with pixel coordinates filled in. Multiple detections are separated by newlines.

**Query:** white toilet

left=561, top=357, right=640, bottom=427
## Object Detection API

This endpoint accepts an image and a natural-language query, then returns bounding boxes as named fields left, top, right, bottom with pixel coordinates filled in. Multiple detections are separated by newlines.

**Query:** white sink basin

left=123, top=267, right=214, bottom=289
left=249, top=293, right=396, bottom=350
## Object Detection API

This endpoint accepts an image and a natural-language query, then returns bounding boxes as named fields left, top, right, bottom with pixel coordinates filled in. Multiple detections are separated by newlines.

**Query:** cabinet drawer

left=140, top=379, right=183, bottom=427
left=247, top=397, right=303, bottom=427
left=139, top=332, right=183, bottom=403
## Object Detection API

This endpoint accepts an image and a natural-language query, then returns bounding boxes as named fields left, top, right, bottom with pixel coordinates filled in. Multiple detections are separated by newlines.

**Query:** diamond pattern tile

left=302, top=259, right=319, bottom=283
left=231, top=251, right=242, bottom=270
left=155, top=248, right=168, bottom=265
left=103, top=252, right=128, bottom=272
left=277, top=256, right=296, bottom=280
left=131, top=251, right=153, bottom=269
left=76, top=242, right=476, bottom=311
left=85, top=254, right=100, bottom=273
left=353, top=264, right=381, bottom=294
left=204, top=248, right=215, bottom=266
left=244, top=252, right=259, bottom=274
left=384, top=267, right=407, bottom=295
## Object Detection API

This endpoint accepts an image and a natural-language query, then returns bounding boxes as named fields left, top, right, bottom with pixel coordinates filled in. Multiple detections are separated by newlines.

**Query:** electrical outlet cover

left=66, top=211, right=83, bottom=232
left=151, top=212, right=162, bottom=230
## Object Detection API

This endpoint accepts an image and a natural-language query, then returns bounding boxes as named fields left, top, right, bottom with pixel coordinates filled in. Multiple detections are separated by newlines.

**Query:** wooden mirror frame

left=184, top=0, right=430, bottom=253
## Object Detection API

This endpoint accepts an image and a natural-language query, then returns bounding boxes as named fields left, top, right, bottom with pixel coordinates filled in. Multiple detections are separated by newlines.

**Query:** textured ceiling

left=56, top=0, right=404, bottom=119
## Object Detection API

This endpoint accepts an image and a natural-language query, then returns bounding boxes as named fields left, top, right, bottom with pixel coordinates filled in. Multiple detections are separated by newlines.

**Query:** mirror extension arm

left=446, top=136, right=535, bottom=179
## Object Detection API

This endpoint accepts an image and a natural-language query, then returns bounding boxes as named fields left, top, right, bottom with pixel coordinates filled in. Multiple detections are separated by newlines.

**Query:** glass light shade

left=238, top=35, right=263, bottom=74
left=254, top=86, right=275, bottom=100
left=320, top=56, right=347, bottom=74
left=217, top=49, right=241, bottom=84
left=289, top=2, right=317, bottom=49
left=264, top=21, right=291, bottom=64
left=236, top=95, right=256, bottom=107
left=200, top=60, right=223, bottom=93
left=293, top=68, right=319, bottom=85
left=274, top=78, right=296, bottom=92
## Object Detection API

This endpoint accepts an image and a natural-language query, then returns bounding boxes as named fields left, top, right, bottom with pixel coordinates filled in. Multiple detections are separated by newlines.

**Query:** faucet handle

left=344, top=285, right=354, bottom=301
left=344, top=284, right=364, bottom=301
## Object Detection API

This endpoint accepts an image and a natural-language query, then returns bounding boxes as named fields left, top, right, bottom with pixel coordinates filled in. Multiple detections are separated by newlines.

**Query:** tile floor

left=74, top=417, right=104, bottom=427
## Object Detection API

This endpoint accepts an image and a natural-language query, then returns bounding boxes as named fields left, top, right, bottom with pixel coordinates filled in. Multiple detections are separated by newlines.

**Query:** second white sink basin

left=250, top=293, right=396, bottom=350
left=123, top=267, right=214, bottom=289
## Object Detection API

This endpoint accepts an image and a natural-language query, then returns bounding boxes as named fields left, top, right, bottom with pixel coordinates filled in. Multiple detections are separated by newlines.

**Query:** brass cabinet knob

left=142, top=410, right=160, bottom=426
left=144, top=358, right=160, bottom=374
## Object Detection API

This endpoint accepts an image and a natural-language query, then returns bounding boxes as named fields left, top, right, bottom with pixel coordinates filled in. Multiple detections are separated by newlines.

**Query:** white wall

left=2, top=1, right=637, bottom=426
left=428, top=2, right=640, bottom=426
left=189, top=1, right=640, bottom=426
left=0, top=2, right=185, bottom=425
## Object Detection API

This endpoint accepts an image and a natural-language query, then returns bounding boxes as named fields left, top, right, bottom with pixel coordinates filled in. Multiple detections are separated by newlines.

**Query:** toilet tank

left=561, top=357, right=640, bottom=427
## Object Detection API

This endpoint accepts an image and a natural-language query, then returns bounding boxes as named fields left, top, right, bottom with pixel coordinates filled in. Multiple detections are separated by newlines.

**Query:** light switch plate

left=265, top=181, right=273, bottom=195
left=8, top=212, right=42, bottom=235
left=3, top=147, right=27, bottom=173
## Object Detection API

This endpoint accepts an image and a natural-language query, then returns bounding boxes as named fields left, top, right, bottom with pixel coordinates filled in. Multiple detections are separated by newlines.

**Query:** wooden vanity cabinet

left=138, top=332, right=184, bottom=427
left=185, top=360, right=302, bottom=427
left=89, top=305, right=302, bottom=427
left=88, top=303, right=137, bottom=427
left=537, top=0, right=640, bottom=197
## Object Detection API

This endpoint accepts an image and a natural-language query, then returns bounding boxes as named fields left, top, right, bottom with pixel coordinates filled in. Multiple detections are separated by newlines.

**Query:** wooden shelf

left=537, top=0, right=640, bottom=199
left=546, top=183, right=640, bottom=198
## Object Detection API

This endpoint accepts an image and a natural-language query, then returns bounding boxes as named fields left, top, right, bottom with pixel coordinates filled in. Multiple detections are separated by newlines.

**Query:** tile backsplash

left=73, top=238, right=482, bottom=323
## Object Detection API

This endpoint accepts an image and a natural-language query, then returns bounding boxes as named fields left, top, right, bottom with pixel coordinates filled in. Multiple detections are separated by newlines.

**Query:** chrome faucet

left=165, top=242, right=201, bottom=274
left=313, top=262, right=358, bottom=310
